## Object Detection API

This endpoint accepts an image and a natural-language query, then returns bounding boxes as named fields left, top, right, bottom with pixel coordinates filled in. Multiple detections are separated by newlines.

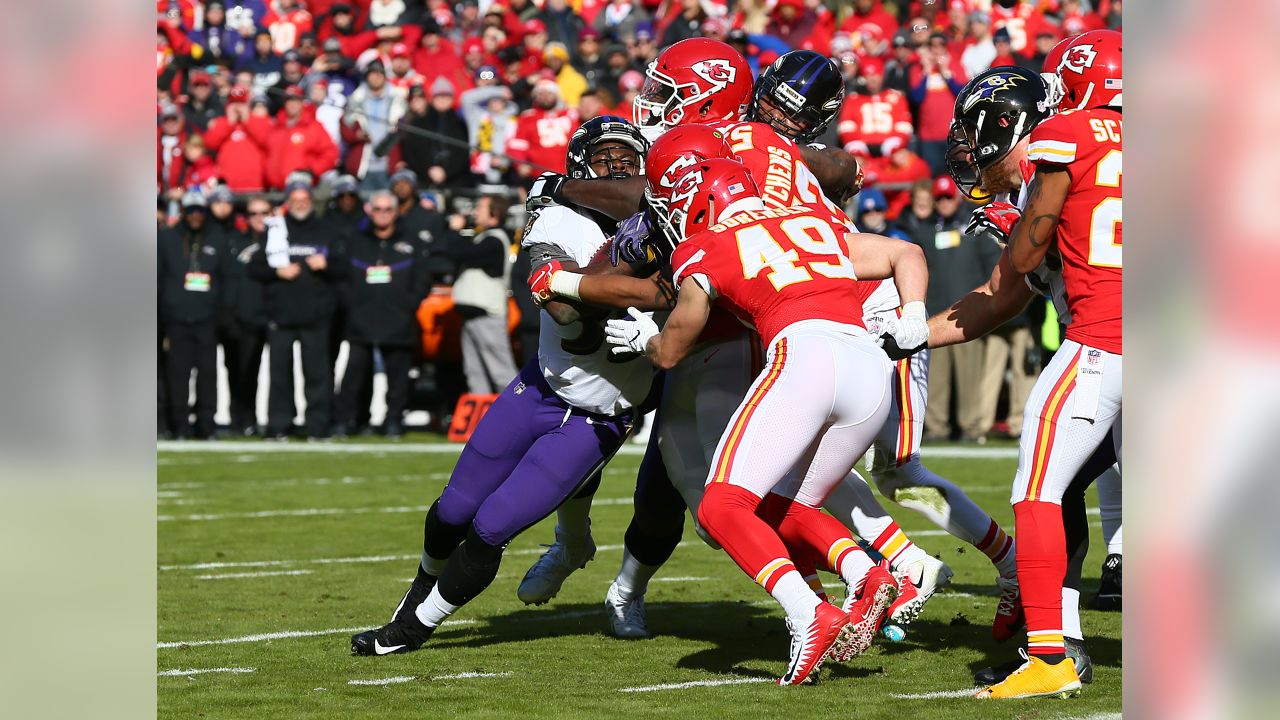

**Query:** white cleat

left=516, top=525, right=596, bottom=605
left=604, top=581, right=650, bottom=639
left=888, top=555, right=953, bottom=626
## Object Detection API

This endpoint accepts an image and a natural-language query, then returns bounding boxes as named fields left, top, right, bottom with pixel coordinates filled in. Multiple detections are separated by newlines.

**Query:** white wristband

left=901, top=301, right=927, bottom=320
left=549, top=271, right=583, bottom=301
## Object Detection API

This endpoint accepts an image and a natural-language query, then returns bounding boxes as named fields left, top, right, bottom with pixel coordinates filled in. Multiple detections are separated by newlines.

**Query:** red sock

left=699, top=483, right=796, bottom=591
left=1014, top=500, right=1067, bottom=657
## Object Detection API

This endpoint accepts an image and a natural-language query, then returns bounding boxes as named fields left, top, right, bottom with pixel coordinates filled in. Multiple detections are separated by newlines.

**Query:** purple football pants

left=436, top=359, right=633, bottom=546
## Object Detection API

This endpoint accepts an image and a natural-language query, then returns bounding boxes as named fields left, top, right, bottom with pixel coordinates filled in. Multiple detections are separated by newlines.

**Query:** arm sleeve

left=525, top=241, right=574, bottom=267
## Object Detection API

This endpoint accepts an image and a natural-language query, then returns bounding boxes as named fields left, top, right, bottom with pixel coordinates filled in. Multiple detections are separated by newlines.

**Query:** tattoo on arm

left=1027, top=214, right=1060, bottom=248
left=651, top=276, right=676, bottom=309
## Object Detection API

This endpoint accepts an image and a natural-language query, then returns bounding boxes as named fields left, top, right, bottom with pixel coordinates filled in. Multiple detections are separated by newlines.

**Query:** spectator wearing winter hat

left=990, top=26, right=1019, bottom=68
left=535, top=0, right=587, bottom=49
left=310, top=37, right=358, bottom=95
left=461, top=71, right=519, bottom=185
left=507, top=79, right=580, bottom=178
left=883, top=31, right=917, bottom=96
left=343, top=62, right=408, bottom=191
left=593, top=0, right=650, bottom=44
left=961, top=12, right=997, bottom=79
left=909, top=32, right=968, bottom=172
left=659, top=0, right=706, bottom=47
left=268, top=49, right=310, bottom=116
left=460, top=36, right=496, bottom=80
left=386, top=42, right=422, bottom=95
left=573, top=27, right=609, bottom=88
left=158, top=189, right=229, bottom=439
left=1021, top=30, right=1061, bottom=73
left=296, top=31, right=322, bottom=66
left=398, top=78, right=472, bottom=190
left=204, top=86, right=273, bottom=192
left=767, top=0, right=830, bottom=56
left=850, top=187, right=910, bottom=241
left=612, top=69, right=644, bottom=121
left=544, top=42, right=588, bottom=107
left=267, top=85, right=340, bottom=190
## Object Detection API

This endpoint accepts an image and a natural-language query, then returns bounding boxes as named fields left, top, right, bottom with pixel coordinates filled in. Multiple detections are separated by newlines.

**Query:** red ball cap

left=933, top=175, right=959, bottom=198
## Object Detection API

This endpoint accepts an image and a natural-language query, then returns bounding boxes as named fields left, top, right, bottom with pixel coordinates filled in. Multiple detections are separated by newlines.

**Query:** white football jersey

left=522, top=205, right=653, bottom=417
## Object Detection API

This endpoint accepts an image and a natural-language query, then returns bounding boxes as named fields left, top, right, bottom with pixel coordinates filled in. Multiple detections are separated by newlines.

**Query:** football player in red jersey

left=603, top=158, right=928, bottom=684
left=928, top=31, right=1122, bottom=700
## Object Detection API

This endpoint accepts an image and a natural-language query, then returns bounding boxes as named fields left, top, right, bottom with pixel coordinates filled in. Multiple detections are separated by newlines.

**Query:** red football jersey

left=506, top=107, right=581, bottom=175
left=837, top=90, right=914, bottom=153
left=706, top=120, right=845, bottom=219
left=671, top=205, right=868, bottom=346
left=263, top=8, right=314, bottom=53
left=1027, top=108, right=1123, bottom=353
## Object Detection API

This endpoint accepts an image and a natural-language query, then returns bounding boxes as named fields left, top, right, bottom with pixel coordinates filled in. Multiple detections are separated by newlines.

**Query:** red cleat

left=778, top=602, right=850, bottom=685
left=837, top=562, right=898, bottom=661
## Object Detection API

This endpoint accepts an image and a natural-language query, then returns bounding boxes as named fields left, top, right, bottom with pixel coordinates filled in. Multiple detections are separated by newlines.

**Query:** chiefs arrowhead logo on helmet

left=1060, top=45, right=1098, bottom=74
left=691, top=59, right=737, bottom=86
left=659, top=154, right=701, bottom=190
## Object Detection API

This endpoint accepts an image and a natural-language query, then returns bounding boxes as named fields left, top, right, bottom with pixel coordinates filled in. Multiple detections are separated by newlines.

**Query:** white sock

left=1107, top=527, right=1123, bottom=556
left=837, top=547, right=875, bottom=588
left=615, top=548, right=659, bottom=598
left=415, top=586, right=461, bottom=628
left=771, top=570, right=822, bottom=620
left=555, top=494, right=595, bottom=555
left=1062, top=587, right=1082, bottom=640
left=421, top=551, right=448, bottom=576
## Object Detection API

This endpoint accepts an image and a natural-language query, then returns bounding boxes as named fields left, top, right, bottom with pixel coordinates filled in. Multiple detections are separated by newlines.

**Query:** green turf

left=158, top=439, right=1121, bottom=719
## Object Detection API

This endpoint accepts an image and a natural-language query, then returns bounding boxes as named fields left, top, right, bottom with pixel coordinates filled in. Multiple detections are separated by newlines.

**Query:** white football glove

left=604, top=307, right=659, bottom=356
left=881, top=301, right=929, bottom=352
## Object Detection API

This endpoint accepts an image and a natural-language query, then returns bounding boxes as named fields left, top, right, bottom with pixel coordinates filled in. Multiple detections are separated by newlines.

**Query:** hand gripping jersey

left=1027, top=108, right=1123, bottom=353
left=522, top=205, right=653, bottom=415
left=671, top=204, right=868, bottom=346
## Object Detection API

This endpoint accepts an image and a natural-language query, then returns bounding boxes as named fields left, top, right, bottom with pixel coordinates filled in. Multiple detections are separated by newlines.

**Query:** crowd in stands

left=157, top=1, right=1120, bottom=440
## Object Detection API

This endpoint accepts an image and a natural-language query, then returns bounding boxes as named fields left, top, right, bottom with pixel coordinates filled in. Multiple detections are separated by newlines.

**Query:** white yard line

left=158, top=667, right=256, bottom=677
left=620, top=677, right=772, bottom=693
left=159, top=440, right=1018, bottom=459
left=348, top=676, right=417, bottom=686
left=196, top=569, right=314, bottom=580
left=158, top=505, right=432, bottom=522
left=157, top=620, right=476, bottom=649
left=348, top=671, right=511, bottom=687
left=890, top=688, right=977, bottom=699
left=651, top=576, right=711, bottom=582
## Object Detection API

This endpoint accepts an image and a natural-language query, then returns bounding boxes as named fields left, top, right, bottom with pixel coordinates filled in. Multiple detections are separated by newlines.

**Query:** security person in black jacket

left=249, top=180, right=350, bottom=439
left=217, top=193, right=272, bottom=435
left=334, top=190, right=431, bottom=439
left=159, top=191, right=229, bottom=439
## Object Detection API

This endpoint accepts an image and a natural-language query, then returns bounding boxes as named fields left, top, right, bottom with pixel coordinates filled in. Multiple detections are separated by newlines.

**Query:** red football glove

left=965, top=201, right=1023, bottom=246
left=528, top=260, right=563, bottom=306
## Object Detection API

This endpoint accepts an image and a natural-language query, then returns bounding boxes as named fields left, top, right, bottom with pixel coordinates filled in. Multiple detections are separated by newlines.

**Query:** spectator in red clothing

left=767, top=0, right=830, bottom=56
left=868, top=138, right=931, bottom=220
left=520, top=19, right=550, bottom=77
left=158, top=104, right=189, bottom=197
left=263, top=0, right=315, bottom=54
left=838, top=58, right=914, bottom=158
left=659, top=0, right=705, bottom=48
left=908, top=32, right=967, bottom=172
left=204, top=87, right=273, bottom=192
left=990, top=26, right=1019, bottom=68
left=266, top=86, right=339, bottom=189
left=1060, top=0, right=1106, bottom=35
left=613, top=69, right=644, bottom=121
left=840, top=0, right=899, bottom=39
left=178, top=135, right=218, bottom=190
left=506, top=79, right=580, bottom=178
left=387, top=42, right=421, bottom=94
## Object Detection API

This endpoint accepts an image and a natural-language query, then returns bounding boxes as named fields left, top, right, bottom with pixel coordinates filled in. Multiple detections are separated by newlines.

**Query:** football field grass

left=158, top=438, right=1122, bottom=719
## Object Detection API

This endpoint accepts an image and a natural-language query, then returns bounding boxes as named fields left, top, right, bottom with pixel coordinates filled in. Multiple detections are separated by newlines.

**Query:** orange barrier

left=447, top=393, right=499, bottom=442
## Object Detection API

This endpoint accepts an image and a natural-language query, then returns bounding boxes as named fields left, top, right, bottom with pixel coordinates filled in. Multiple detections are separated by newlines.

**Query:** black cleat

left=390, top=567, right=438, bottom=626
left=1088, top=553, right=1122, bottom=611
left=973, top=637, right=1094, bottom=685
left=350, top=619, right=433, bottom=656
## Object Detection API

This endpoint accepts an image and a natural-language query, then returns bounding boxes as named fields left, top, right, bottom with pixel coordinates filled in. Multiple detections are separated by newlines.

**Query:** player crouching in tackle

left=349, top=117, right=654, bottom=656
left=604, top=158, right=929, bottom=684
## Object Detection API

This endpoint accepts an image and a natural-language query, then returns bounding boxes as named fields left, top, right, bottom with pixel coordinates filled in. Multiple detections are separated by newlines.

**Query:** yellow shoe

left=975, top=650, right=1082, bottom=699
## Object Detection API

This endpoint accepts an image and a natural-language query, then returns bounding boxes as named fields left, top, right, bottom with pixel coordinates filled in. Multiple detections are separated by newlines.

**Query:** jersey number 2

left=735, top=216, right=856, bottom=290
left=1089, top=149, right=1122, bottom=268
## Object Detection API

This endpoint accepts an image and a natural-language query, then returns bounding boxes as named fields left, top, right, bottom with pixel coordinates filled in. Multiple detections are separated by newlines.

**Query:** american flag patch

left=1105, top=78, right=1122, bottom=89
left=727, top=183, right=744, bottom=193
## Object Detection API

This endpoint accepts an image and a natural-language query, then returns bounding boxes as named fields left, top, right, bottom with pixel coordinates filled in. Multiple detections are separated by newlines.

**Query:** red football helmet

left=653, top=158, right=762, bottom=250
left=1040, top=35, right=1076, bottom=111
left=632, top=38, right=752, bottom=141
left=644, top=124, right=736, bottom=214
left=1057, top=30, right=1122, bottom=110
